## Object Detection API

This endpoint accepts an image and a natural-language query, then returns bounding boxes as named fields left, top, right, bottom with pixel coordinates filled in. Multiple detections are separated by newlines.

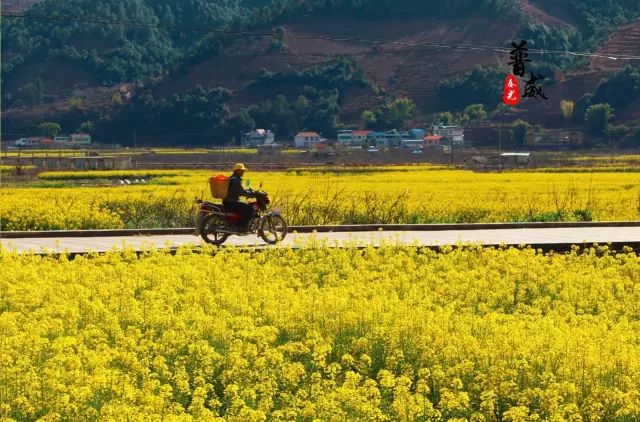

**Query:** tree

left=491, top=102, right=512, bottom=118
left=227, top=110, right=255, bottom=137
left=112, top=92, right=124, bottom=105
left=18, top=80, right=43, bottom=106
left=381, top=97, right=416, bottom=128
left=592, top=66, right=640, bottom=110
left=605, top=123, right=630, bottom=146
left=435, top=111, right=454, bottom=126
left=464, top=104, right=487, bottom=122
left=293, top=95, right=309, bottom=115
left=161, top=5, right=175, bottom=25
left=585, top=103, right=615, bottom=135
left=68, top=97, right=84, bottom=110
left=78, top=121, right=94, bottom=134
left=455, top=112, right=470, bottom=126
left=511, top=119, right=532, bottom=148
left=438, top=65, right=505, bottom=110
left=627, top=128, right=640, bottom=148
left=361, top=110, right=377, bottom=128
left=38, top=122, right=61, bottom=137
left=560, top=100, right=574, bottom=119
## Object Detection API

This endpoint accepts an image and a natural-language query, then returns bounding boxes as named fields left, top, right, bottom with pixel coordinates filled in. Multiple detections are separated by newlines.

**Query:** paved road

left=3, top=226, right=640, bottom=254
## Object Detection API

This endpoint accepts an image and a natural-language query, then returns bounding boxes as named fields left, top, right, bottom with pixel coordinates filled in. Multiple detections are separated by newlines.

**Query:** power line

left=286, top=33, right=640, bottom=60
left=4, top=12, right=640, bottom=61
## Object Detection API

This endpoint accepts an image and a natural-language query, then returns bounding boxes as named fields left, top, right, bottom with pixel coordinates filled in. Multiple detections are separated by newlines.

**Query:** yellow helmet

left=233, top=163, right=247, bottom=171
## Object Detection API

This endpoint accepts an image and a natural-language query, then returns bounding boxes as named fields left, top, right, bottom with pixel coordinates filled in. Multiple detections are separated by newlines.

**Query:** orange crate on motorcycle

left=209, top=175, right=230, bottom=199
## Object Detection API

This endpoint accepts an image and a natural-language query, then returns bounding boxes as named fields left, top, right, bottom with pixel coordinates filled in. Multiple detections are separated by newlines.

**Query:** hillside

left=591, top=19, right=640, bottom=71
left=1, top=0, right=40, bottom=12
left=513, top=17, right=640, bottom=127
left=2, top=0, right=640, bottom=144
left=153, top=16, right=518, bottom=121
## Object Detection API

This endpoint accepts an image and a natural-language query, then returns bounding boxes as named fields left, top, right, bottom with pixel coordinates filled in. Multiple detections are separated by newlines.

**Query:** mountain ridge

left=2, top=0, right=640, bottom=143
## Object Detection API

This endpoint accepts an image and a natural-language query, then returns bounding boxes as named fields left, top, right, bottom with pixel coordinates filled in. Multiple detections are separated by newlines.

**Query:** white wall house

left=401, top=139, right=423, bottom=149
left=15, top=137, right=43, bottom=147
left=433, top=124, right=464, bottom=144
left=70, top=134, right=92, bottom=145
left=244, top=129, right=275, bottom=147
left=337, top=130, right=353, bottom=145
left=352, top=130, right=372, bottom=145
left=294, top=131, right=322, bottom=149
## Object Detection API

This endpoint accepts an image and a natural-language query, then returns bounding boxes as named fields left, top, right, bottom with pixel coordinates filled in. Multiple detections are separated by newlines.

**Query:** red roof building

left=352, top=130, right=372, bottom=136
left=424, top=134, right=443, bottom=146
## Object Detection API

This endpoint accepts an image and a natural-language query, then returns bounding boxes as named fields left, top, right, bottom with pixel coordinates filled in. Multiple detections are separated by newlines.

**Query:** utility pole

left=498, top=124, right=502, bottom=153
left=133, top=131, right=137, bottom=149
left=450, top=139, right=454, bottom=164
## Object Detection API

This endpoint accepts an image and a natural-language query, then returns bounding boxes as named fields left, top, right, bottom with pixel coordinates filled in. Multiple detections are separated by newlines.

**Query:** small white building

left=337, top=130, right=353, bottom=145
left=352, top=130, right=372, bottom=145
left=433, top=124, right=464, bottom=144
left=244, top=129, right=275, bottom=147
left=294, top=131, right=323, bottom=149
left=15, top=137, right=45, bottom=147
left=70, top=133, right=92, bottom=145
left=401, top=139, right=423, bottom=149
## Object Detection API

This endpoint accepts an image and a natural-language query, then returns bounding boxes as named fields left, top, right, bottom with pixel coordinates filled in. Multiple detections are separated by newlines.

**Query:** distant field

left=0, top=147, right=312, bottom=157
left=2, top=166, right=640, bottom=230
left=0, top=164, right=37, bottom=174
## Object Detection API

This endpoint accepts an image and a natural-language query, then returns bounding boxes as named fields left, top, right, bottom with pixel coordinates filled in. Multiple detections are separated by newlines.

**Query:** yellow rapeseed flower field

left=2, top=167, right=640, bottom=230
left=1, top=244, right=639, bottom=420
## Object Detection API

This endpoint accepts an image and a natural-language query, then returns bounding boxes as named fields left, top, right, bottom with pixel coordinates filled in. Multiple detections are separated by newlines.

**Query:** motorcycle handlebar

left=246, top=189, right=266, bottom=197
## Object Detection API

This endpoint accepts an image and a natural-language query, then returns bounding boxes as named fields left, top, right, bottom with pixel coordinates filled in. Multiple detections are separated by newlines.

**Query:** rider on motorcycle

left=223, top=163, right=255, bottom=232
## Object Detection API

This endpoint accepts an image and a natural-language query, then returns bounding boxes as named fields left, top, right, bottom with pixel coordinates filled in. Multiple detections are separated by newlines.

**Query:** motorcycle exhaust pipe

left=212, top=229, right=239, bottom=234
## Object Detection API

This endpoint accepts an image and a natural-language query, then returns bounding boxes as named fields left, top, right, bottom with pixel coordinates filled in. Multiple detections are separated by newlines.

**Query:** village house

left=369, top=132, right=387, bottom=148
left=433, top=124, right=464, bottom=145
left=336, top=129, right=374, bottom=146
left=352, top=130, right=372, bottom=145
left=383, top=129, right=409, bottom=148
left=526, top=130, right=584, bottom=148
left=294, top=131, right=323, bottom=149
left=424, top=134, right=443, bottom=147
left=337, top=130, right=353, bottom=145
left=400, top=139, right=424, bottom=149
left=243, top=129, right=275, bottom=147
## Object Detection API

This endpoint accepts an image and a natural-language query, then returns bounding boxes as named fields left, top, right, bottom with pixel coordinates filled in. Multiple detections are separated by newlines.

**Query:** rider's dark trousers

left=223, top=201, right=255, bottom=228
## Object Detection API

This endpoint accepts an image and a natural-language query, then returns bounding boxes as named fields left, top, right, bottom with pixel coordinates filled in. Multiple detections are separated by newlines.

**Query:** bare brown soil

left=591, top=18, right=640, bottom=70
left=1, top=0, right=40, bottom=12
left=154, top=16, right=519, bottom=118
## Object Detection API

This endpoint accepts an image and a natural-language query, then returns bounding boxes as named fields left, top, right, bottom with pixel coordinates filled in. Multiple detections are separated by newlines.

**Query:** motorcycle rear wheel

left=200, top=214, right=230, bottom=246
left=259, top=215, right=287, bottom=244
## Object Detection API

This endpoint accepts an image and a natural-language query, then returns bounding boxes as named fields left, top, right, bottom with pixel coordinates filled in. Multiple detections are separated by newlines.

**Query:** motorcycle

left=193, top=189, right=287, bottom=246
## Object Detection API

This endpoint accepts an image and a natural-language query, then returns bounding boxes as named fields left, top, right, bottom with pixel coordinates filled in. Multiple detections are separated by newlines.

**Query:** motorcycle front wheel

left=259, top=215, right=287, bottom=244
left=200, top=214, right=230, bottom=246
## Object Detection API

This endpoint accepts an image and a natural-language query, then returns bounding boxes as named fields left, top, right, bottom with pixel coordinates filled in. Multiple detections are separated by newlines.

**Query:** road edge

left=2, top=221, right=640, bottom=238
